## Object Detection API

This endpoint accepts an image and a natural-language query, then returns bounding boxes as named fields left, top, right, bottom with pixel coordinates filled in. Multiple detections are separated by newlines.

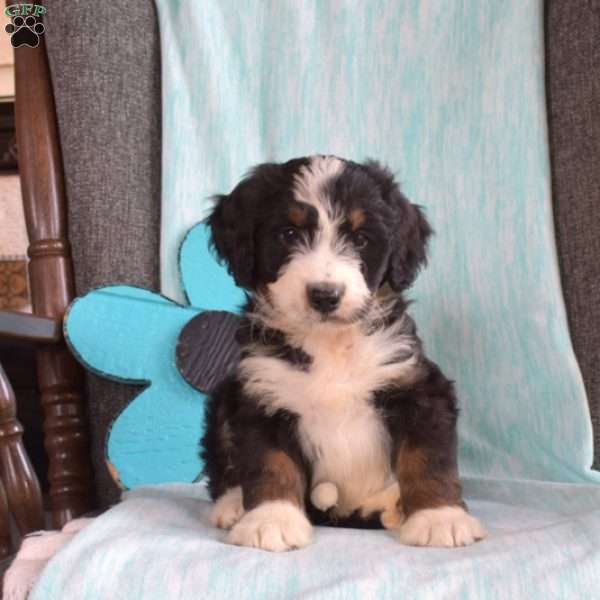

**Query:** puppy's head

left=208, top=156, right=431, bottom=328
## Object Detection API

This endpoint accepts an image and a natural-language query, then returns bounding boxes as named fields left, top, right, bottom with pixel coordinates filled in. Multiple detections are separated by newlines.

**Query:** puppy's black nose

left=307, top=283, right=345, bottom=314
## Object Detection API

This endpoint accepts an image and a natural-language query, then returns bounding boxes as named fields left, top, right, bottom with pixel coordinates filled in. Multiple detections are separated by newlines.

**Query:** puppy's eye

left=278, top=227, right=300, bottom=245
left=353, top=232, right=369, bottom=250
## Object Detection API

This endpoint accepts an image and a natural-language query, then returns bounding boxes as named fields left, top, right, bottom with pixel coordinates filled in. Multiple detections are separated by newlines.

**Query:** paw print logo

left=5, top=15, right=45, bottom=48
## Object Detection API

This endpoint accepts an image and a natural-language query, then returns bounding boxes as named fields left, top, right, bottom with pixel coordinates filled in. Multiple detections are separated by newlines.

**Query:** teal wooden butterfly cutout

left=65, top=223, right=245, bottom=489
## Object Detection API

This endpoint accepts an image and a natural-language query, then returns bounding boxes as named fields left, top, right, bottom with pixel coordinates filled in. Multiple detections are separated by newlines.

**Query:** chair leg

left=35, top=346, right=94, bottom=528
left=0, top=362, right=44, bottom=536
left=0, top=479, right=12, bottom=558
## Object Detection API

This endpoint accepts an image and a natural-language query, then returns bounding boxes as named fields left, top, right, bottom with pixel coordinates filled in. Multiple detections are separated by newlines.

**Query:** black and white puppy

left=201, top=155, right=486, bottom=552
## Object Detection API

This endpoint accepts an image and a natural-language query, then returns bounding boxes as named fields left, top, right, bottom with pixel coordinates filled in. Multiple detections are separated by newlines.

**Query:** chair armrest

left=0, top=310, right=61, bottom=344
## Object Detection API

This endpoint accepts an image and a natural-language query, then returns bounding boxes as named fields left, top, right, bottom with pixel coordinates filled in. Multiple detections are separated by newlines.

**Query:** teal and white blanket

left=32, top=1, right=600, bottom=598
left=32, top=480, right=600, bottom=599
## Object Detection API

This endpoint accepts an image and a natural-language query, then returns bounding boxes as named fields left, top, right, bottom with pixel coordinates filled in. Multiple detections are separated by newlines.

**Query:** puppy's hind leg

left=211, top=486, right=245, bottom=530
left=359, top=482, right=404, bottom=529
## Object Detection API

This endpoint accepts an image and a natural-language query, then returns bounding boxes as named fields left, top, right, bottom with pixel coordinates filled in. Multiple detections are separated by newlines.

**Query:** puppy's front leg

left=228, top=449, right=312, bottom=552
left=394, top=398, right=486, bottom=547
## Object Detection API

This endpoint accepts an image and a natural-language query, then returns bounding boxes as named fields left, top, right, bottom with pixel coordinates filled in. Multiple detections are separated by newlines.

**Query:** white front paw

left=227, top=501, right=313, bottom=552
left=397, top=506, right=486, bottom=547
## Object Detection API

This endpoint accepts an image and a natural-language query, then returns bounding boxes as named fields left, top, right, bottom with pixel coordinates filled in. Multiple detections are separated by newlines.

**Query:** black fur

left=236, top=310, right=312, bottom=370
left=207, top=158, right=311, bottom=288
left=361, top=161, right=433, bottom=290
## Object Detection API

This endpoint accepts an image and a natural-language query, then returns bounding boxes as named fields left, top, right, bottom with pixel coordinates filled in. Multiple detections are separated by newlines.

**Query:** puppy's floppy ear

left=389, top=198, right=432, bottom=290
left=207, top=171, right=263, bottom=289
left=364, top=160, right=433, bottom=291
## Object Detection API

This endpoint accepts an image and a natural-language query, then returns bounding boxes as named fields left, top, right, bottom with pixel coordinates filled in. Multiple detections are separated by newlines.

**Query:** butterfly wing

left=65, top=285, right=205, bottom=487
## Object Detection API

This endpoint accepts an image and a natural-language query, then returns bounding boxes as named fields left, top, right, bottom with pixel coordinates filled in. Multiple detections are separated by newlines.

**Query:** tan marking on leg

left=396, top=442, right=462, bottom=516
left=244, top=450, right=306, bottom=510
left=359, top=482, right=404, bottom=528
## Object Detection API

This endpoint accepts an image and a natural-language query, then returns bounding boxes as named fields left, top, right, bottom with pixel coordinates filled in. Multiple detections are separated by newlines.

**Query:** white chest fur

left=240, top=321, right=417, bottom=515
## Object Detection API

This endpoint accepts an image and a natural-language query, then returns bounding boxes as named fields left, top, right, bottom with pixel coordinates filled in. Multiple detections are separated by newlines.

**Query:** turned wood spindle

left=0, top=362, right=43, bottom=538
left=10, top=0, right=95, bottom=527
left=0, top=477, right=12, bottom=558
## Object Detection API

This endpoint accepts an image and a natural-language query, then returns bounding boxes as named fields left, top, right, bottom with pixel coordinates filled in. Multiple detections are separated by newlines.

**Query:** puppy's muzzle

left=307, top=282, right=346, bottom=314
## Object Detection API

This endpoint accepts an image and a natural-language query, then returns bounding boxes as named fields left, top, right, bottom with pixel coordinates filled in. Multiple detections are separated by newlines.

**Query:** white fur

left=211, top=486, right=245, bottom=530
left=293, top=155, right=344, bottom=225
left=227, top=501, right=313, bottom=552
left=397, top=506, right=487, bottom=547
left=310, top=481, right=339, bottom=511
left=240, top=320, right=418, bottom=516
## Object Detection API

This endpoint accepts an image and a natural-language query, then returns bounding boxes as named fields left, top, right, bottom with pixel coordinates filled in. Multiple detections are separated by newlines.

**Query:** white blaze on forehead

left=293, top=156, right=345, bottom=239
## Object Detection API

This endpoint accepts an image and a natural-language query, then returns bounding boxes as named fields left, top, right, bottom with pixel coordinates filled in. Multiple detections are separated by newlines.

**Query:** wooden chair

left=0, top=8, right=95, bottom=556
left=1, top=309, right=68, bottom=558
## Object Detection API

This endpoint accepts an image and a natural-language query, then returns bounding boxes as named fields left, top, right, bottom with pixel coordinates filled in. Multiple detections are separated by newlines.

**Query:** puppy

left=201, top=155, right=486, bottom=552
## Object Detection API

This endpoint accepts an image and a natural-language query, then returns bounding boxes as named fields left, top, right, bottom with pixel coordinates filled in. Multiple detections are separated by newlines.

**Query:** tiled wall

left=0, top=174, right=29, bottom=310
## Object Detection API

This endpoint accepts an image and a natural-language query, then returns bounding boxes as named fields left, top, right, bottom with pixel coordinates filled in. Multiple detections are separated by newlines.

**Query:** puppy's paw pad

left=310, top=482, right=338, bottom=511
left=397, top=506, right=486, bottom=547
left=210, top=487, right=244, bottom=530
left=227, top=501, right=312, bottom=552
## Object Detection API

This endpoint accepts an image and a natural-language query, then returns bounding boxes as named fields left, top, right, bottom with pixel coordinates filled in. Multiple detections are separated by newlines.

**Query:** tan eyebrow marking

left=348, top=208, right=366, bottom=231
left=288, top=203, right=309, bottom=227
